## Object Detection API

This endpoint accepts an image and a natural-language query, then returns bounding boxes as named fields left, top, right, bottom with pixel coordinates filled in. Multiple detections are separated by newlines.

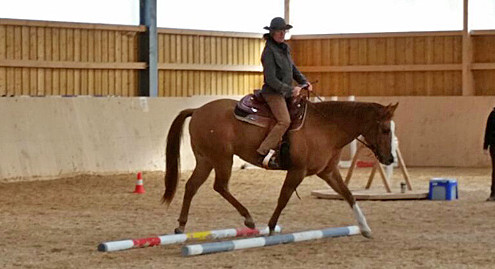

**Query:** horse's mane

left=311, top=101, right=382, bottom=122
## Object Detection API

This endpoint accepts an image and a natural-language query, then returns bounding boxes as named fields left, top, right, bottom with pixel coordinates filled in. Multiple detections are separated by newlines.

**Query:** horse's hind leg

left=318, top=169, right=372, bottom=238
left=175, top=157, right=213, bottom=234
left=213, top=157, right=255, bottom=229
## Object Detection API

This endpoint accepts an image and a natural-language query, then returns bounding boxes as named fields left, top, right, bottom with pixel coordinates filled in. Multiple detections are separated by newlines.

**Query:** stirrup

left=262, top=149, right=276, bottom=168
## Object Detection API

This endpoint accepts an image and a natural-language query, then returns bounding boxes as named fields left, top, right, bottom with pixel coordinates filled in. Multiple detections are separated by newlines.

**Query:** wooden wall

left=471, top=31, right=495, bottom=96
left=157, top=29, right=264, bottom=96
left=2, top=18, right=495, bottom=97
left=0, top=19, right=144, bottom=97
left=290, top=32, right=464, bottom=96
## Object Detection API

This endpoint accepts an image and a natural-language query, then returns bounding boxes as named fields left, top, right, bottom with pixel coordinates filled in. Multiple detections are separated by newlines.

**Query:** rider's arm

left=292, top=64, right=307, bottom=85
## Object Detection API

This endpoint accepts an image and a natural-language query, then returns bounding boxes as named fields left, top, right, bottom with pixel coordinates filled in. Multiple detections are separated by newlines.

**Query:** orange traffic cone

left=133, top=172, right=145, bottom=194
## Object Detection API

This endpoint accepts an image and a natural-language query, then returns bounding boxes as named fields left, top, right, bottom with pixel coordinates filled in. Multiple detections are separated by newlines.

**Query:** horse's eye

left=382, top=129, right=390, bottom=134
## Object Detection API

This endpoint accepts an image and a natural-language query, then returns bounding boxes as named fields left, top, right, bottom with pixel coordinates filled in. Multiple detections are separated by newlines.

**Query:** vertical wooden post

left=462, top=0, right=474, bottom=96
left=284, top=0, right=290, bottom=24
left=139, top=0, right=158, bottom=97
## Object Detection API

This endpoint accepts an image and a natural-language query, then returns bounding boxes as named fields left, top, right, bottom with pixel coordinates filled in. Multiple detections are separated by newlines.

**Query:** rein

left=304, top=89, right=376, bottom=153
left=355, top=136, right=375, bottom=152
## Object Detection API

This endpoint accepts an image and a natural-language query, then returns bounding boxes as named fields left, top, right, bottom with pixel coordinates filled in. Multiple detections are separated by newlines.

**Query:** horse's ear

left=390, top=102, right=399, bottom=113
left=381, top=102, right=398, bottom=120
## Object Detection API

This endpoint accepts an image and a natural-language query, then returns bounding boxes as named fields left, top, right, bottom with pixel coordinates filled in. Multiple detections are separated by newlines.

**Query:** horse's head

left=361, top=103, right=399, bottom=165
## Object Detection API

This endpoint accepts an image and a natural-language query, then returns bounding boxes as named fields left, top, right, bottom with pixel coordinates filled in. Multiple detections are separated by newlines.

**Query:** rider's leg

left=256, top=93, right=291, bottom=156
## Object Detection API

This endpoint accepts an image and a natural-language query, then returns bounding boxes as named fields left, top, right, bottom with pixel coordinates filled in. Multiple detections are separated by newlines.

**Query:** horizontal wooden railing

left=157, top=28, right=262, bottom=38
left=298, top=64, right=462, bottom=73
left=158, top=63, right=262, bottom=72
left=0, top=60, right=146, bottom=70
left=291, top=30, right=463, bottom=40
left=0, top=18, right=146, bottom=32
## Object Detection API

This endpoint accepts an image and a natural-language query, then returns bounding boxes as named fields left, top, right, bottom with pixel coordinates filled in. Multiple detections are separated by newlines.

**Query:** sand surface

left=1, top=167, right=495, bottom=268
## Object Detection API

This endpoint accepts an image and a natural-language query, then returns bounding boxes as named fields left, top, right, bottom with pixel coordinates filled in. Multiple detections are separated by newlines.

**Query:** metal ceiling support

left=139, top=0, right=158, bottom=97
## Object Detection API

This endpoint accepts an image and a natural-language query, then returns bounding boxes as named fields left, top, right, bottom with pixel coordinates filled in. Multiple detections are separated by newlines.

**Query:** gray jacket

left=260, top=38, right=307, bottom=98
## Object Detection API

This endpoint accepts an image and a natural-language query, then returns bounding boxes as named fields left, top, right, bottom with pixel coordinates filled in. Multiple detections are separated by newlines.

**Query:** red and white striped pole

left=98, top=225, right=282, bottom=252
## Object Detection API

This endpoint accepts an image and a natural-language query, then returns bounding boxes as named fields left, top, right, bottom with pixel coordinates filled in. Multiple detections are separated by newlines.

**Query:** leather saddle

left=234, top=90, right=307, bottom=131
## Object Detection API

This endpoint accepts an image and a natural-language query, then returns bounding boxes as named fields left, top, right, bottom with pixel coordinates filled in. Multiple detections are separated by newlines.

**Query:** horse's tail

left=162, top=108, right=196, bottom=206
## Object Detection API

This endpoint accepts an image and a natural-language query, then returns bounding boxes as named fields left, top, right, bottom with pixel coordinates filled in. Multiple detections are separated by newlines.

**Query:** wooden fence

left=471, top=31, right=495, bottom=96
left=157, top=28, right=264, bottom=96
left=0, top=19, right=144, bottom=97
left=291, top=30, right=495, bottom=96
left=290, top=31, right=463, bottom=96
left=1, top=18, right=495, bottom=96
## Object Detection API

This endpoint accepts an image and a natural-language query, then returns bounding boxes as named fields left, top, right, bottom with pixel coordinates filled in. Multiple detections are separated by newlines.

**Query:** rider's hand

left=306, top=82, right=313, bottom=92
left=484, top=149, right=489, bottom=155
left=292, top=86, right=302, bottom=97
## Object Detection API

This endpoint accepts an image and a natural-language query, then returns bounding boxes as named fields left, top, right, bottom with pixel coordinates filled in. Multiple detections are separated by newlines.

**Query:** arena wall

left=0, top=96, right=242, bottom=182
left=0, top=96, right=493, bottom=182
left=3, top=19, right=495, bottom=98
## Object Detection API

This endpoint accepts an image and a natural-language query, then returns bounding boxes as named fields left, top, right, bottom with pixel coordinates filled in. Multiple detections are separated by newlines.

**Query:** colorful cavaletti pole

left=98, top=225, right=282, bottom=252
left=182, top=226, right=359, bottom=256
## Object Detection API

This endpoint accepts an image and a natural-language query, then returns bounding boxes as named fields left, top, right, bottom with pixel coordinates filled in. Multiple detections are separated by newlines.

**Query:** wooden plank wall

left=0, top=19, right=144, bottom=97
left=472, top=31, right=495, bottom=95
left=157, top=29, right=264, bottom=96
left=2, top=19, right=495, bottom=97
left=289, top=32, right=464, bottom=96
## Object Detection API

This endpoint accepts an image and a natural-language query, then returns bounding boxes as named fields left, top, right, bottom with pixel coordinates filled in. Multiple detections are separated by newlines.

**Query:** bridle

left=355, top=136, right=375, bottom=152
left=303, top=87, right=377, bottom=153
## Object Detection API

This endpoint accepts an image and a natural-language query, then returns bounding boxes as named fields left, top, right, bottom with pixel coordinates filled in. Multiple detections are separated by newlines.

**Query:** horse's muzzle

left=384, top=156, right=394, bottom=165
left=378, top=155, right=394, bottom=166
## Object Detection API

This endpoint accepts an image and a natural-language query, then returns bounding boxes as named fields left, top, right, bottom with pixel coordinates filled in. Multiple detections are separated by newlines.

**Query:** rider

left=257, top=17, right=312, bottom=167
left=484, top=107, right=495, bottom=201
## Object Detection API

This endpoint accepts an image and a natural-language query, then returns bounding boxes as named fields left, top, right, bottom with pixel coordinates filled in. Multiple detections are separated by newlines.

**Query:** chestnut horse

left=163, top=98, right=398, bottom=238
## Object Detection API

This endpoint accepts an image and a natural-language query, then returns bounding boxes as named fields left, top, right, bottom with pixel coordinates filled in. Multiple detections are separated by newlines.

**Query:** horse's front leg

left=317, top=168, right=372, bottom=238
left=268, top=169, right=305, bottom=235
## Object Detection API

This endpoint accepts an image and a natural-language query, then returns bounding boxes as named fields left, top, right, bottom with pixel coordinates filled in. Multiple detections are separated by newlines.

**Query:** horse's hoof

left=244, top=219, right=255, bottom=229
left=361, top=230, right=372, bottom=239
left=174, top=227, right=184, bottom=234
left=487, top=196, right=495, bottom=201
